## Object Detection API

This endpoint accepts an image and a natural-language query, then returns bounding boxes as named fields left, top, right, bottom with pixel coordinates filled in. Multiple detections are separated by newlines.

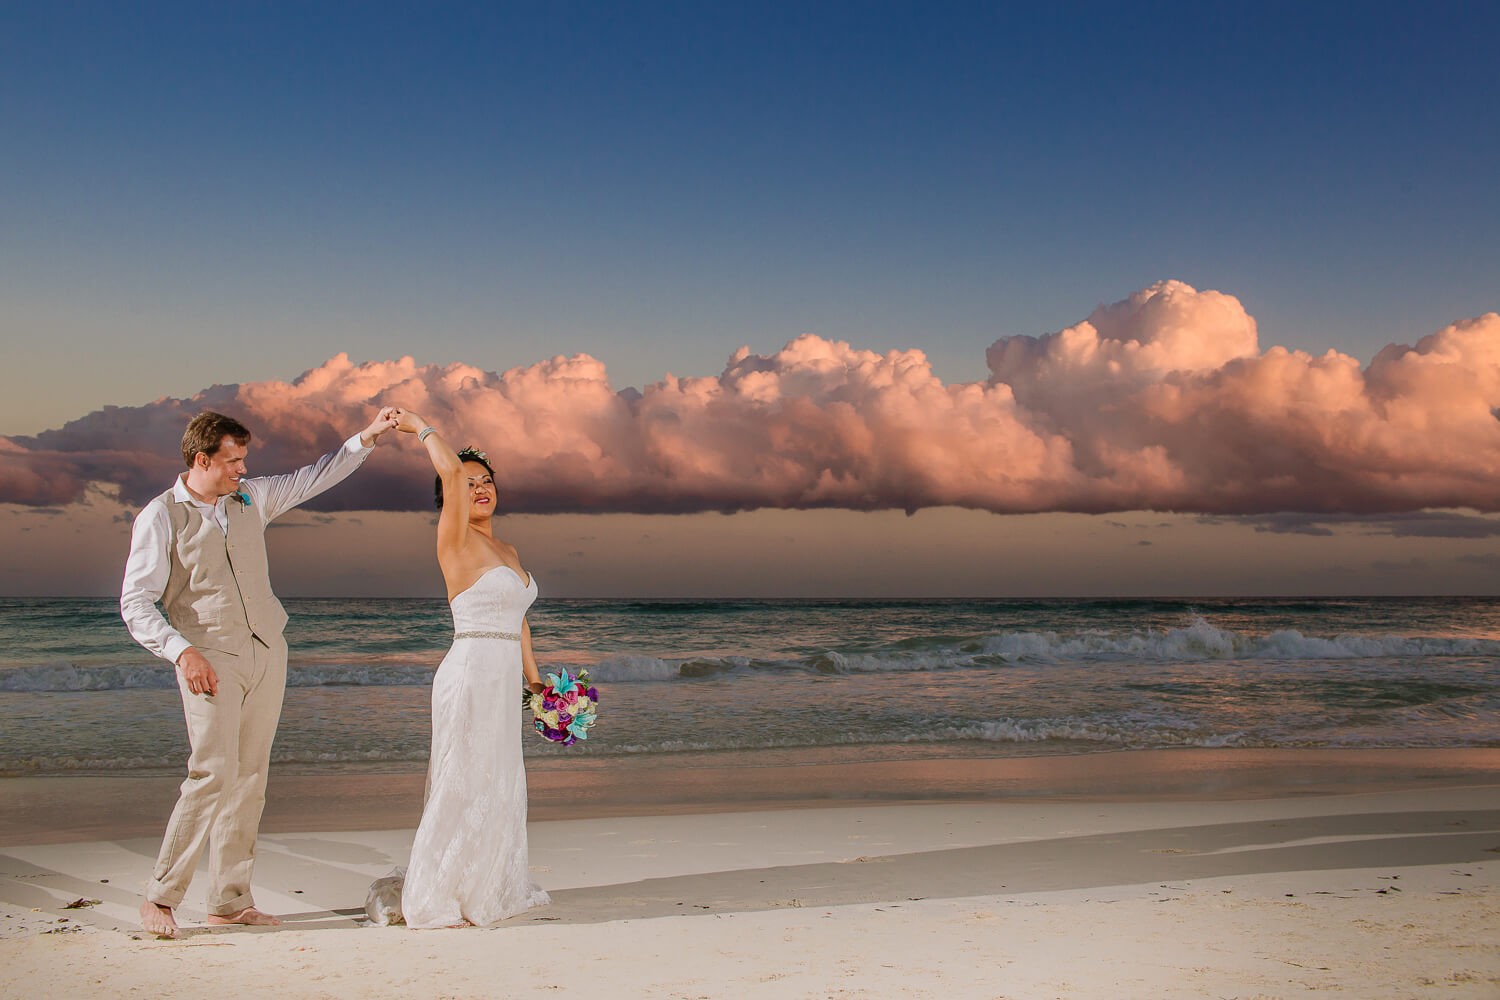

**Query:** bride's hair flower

left=523, top=668, right=598, bottom=746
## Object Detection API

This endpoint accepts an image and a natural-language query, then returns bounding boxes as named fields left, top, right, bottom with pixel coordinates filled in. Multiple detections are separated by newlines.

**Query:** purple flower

left=586, top=687, right=599, bottom=701
left=542, top=696, right=557, bottom=711
left=557, top=711, right=573, bottom=726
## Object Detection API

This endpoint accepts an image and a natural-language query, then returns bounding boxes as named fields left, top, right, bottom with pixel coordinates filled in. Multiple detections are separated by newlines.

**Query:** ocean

left=1, top=596, right=1497, bottom=777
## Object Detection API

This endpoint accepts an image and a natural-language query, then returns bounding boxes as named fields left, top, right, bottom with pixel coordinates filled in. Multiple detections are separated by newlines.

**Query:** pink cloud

left=3, top=281, right=1498, bottom=516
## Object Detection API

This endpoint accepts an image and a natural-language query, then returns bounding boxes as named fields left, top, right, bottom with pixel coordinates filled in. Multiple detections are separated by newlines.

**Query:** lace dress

left=401, top=565, right=550, bottom=928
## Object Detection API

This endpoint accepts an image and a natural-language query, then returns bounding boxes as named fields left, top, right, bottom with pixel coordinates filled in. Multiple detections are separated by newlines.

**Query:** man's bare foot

left=205, top=906, right=282, bottom=927
left=139, top=899, right=178, bottom=939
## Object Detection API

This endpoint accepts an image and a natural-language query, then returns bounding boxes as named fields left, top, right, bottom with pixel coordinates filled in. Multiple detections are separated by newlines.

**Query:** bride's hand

left=393, top=409, right=427, bottom=434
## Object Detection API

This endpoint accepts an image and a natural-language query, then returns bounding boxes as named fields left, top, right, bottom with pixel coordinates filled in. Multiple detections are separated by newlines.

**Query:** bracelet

left=418, top=426, right=437, bottom=442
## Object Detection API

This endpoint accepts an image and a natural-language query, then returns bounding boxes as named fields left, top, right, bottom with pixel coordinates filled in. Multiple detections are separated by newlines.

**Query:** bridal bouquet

left=524, top=668, right=599, bottom=746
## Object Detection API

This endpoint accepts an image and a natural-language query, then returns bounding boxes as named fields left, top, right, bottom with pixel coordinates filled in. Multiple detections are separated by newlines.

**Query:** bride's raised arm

left=392, top=410, right=470, bottom=560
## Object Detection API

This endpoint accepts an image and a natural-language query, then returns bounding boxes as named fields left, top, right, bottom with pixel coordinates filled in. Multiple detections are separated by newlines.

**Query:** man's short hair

left=181, top=411, right=252, bottom=467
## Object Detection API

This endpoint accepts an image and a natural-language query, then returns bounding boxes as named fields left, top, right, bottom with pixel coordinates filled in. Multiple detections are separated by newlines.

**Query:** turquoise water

left=1, top=596, right=1497, bottom=775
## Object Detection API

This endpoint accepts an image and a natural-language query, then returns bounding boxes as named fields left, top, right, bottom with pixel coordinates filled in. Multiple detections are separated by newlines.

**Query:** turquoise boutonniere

left=234, top=489, right=252, bottom=508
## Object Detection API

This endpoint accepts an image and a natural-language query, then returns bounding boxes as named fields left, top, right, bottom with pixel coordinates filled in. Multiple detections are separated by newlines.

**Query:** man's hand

left=359, top=406, right=402, bottom=447
left=176, top=648, right=219, bottom=697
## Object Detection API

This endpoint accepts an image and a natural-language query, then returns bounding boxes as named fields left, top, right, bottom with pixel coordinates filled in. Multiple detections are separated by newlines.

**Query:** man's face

left=195, top=436, right=250, bottom=497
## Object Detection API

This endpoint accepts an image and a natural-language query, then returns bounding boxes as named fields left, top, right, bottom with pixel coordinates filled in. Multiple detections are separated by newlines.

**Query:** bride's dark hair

left=435, top=447, right=496, bottom=510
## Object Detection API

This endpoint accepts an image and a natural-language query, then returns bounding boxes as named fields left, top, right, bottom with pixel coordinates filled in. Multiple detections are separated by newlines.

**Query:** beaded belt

left=454, top=630, right=522, bottom=641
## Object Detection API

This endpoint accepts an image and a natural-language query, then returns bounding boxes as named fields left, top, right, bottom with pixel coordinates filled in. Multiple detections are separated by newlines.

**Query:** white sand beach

left=2, top=750, right=1498, bottom=999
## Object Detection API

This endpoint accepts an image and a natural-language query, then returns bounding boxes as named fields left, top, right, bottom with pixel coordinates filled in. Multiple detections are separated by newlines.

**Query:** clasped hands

left=359, top=406, right=404, bottom=447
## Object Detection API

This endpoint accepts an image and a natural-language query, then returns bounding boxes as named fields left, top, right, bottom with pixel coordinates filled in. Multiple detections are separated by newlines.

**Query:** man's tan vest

left=156, top=486, right=288, bottom=653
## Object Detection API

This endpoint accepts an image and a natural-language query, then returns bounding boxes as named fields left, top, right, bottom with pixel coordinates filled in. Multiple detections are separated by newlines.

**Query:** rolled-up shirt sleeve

left=248, top=434, right=373, bottom=523
left=120, top=499, right=193, bottom=666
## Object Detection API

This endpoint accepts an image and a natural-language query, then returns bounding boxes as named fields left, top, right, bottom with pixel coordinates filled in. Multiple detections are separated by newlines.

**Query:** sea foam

left=5, top=617, right=1498, bottom=692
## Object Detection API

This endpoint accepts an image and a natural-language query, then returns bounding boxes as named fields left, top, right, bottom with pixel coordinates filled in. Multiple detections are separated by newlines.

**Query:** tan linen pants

left=146, top=633, right=288, bottom=916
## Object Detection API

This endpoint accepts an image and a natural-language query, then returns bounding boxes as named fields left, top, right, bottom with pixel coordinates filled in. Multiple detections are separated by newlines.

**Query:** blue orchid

left=566, top=711, right=595, bottom=739
left=545, top=669, right=579, bottom=696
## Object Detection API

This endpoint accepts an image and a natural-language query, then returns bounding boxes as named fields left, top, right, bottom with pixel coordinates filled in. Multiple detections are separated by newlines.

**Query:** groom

left=121, top=407, right=400, bottom=938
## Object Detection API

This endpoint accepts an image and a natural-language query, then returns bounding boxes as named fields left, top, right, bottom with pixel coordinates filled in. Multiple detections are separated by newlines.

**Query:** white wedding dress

left=401, top=565, right=550, bottom=928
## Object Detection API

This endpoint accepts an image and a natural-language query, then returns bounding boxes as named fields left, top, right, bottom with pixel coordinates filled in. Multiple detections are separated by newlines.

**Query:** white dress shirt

left=121, top=434, right=373, bottom=665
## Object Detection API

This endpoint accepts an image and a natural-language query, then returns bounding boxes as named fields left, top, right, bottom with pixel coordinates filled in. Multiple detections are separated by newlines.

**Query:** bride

left=391, top=409, right=551, bottom=927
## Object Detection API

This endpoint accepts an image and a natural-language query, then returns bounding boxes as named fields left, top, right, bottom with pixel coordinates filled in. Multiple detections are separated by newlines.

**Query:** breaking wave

left=5, top=618, right=1498, bottom=692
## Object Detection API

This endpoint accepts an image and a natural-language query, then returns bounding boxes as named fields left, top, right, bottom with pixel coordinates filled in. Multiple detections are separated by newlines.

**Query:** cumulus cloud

left=2, top=280, right=1499, bottom=517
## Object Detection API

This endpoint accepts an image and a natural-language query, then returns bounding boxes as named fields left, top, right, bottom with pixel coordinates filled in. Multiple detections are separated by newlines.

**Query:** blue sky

left=5, top=1, right=1497, bottom=434
left=2, top=1, right=1498, bottom=597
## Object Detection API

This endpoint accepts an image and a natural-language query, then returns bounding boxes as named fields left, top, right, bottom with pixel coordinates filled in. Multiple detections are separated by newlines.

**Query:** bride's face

left=463, top=461, right=497, bottom=518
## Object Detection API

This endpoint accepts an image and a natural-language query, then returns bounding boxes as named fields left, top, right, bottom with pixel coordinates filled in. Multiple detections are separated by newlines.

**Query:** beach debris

left=63, top=898, right=101, bottom=909
left=364, top=870, right=405, bottom=926
left=172, top=941, right=235, bottom=947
